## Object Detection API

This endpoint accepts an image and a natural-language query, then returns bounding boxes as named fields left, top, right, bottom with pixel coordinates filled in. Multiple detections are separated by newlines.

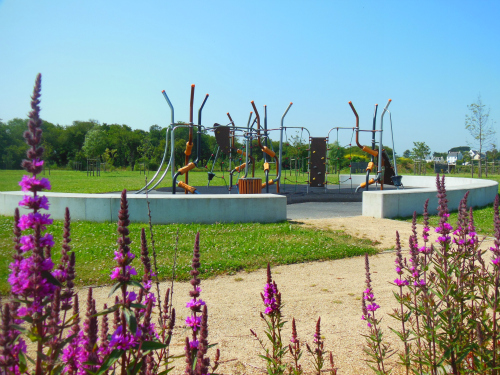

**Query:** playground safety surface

left=144, top=183, right=403, bottom=204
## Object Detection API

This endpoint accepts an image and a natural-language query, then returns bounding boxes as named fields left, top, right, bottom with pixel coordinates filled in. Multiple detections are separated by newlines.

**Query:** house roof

left=448, top=152, right=461, bottom=157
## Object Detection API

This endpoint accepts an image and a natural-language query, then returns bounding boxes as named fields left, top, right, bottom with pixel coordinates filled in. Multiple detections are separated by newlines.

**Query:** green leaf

left=95, top=349, right=123, bottom=375
left=42, top=270, right=63, bottom=287
left=141, top=341, right=169, bottom=351
left=18, top=350, right=27, bottom=373
left=50, top=364, right=64, bottom=375
left=156, top=368, right=175, bottom=375
left=128, top=280, right=146, bottom=290
left=92, top=304, right=120, bottom=317
left=127, top=358, right=144, bottom=375
left=123, top=308, right=137, bottom=334
left=108, top=282, right=122, bottom=298
left=130, top=303, right=147, bottom=310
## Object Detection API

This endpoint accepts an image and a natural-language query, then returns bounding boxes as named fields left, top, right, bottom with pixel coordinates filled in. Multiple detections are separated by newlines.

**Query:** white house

left=431, top=156, right=445, bottom=163
left=469, top=150, right=486, bottom=160
left=447, top=152, right=463, bottom=165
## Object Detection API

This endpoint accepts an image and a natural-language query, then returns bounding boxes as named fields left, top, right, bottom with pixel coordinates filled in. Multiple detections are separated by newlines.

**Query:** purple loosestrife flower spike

left=165, top=308, right=175, bottom=346
left=291, top=318, right=299, bottom=344
left=261, top=263, right=280, bottom=315
left=411, top=211, right=419, bottom=250
left=10, top=209, right=23, bottom=299
left=434, top=175, right=453, bottom=247
left=190, top=232, right=201, bottom=293
left=195, top=305, right=210, bottom=375
left=111, top=190, right=136, bottom=283
left=82, top=288, right=99, bottom=372
left=184, top=337, right=194, bottom=375
left=140, top=228, right=152, bottom=285
left=56, top=207, right=72, bottom=283
left=394, top=231, right=409, bottom=287
left=100, top=303, right=110, bottom=362
left=63, top=294, right=81, bottom=375
left=23, top=73, right=44, bottom=167
left=362, top=254, right=380, bottom=324
left=314, top=317, right=322, bottom=344
left=492, top=195, right=500, bottom=266
left=422, top=198, right=430, bottom=245
left=163, top=288, right=171, bottom=329
left=0, top=304, right=15, bottom=370
left=289, top=317, right=302, bottom=373
left=113, top=296, right=120, bottom=330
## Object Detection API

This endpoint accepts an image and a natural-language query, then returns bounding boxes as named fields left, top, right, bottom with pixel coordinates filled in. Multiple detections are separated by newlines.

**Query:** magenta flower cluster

left=263, top=282, right=278, bottom=315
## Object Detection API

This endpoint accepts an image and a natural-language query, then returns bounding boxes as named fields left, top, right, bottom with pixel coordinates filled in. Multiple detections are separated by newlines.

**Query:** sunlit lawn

left=0, top=216, right=378, bottom=295
left=0, top=168, right=341, bottom=194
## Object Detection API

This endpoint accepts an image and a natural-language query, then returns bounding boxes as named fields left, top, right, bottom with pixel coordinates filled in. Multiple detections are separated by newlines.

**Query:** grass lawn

left=0, top=216, right=378, bottom=295
left=0, top=169, right=341, bottom=194
left=392, top=172, right=500, bottom=236
left=394, top=202, right=496, bottom=236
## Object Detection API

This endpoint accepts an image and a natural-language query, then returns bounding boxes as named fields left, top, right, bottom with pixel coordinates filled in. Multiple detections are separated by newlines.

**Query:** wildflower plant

left=305, top=317, right=327, bottom=375
left=361, top=253, right=392, bottom=374
left=251, top=263, right=288, bottom=375
left=381, top=174, right=500, bottom=375
left=184, top=232, right=219, bottom=375
left=2, top=73, right=78, bottom=375
left=288, top=318, right=303, bottom=375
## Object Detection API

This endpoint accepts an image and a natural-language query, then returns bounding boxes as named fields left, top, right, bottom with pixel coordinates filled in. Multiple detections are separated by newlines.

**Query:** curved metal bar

left=148, top=125, right=201, bottom=193
left=273, top=102, right=293, bottom=189
left=227, top=112, right=236, bottom=148
left=250, top=101, right=263, bottom=149
left=264, top=105, right=269, bottom=193
left=227, top=112, right=235, bottom=175
left=388, top=110, right=397, bottom=176
left=372, top=104, right=378, bottom=156
left=348, top=101, right=363, bottom=149
left=136, top=90, right=175, bottom=194
left=168, top=124, right=193, bottom=194
left=162, top=90, right=175, bottom=125
left=194, top=93, right=209, bottom=166
left=378, top=99, right=392, bottom=183
left=136, top=126, right=171, bottom=194
left=146, top=152, right=172, bottom=192
left=183, top=85, right=196, bottom=192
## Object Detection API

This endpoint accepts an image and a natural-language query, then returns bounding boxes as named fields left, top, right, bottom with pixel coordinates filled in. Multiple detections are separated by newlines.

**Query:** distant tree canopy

left=411, top=141, right=431, bottom=161
left=448, top=146, right=471, bottom=153
left=0, top=116, right=401, bottom=171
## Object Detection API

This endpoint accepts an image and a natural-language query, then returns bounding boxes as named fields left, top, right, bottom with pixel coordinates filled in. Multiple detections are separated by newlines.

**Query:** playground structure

left=134, top=84, right=402, bottom=200
left=2, top=86, right=498, bottom=223
left=86, top=158, right=101, bottom=177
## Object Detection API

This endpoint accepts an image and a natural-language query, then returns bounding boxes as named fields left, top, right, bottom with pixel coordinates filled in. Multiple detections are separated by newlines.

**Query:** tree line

left=0, top=117, right=403, bottom=172
left=0, top=119, right=321, bottom=171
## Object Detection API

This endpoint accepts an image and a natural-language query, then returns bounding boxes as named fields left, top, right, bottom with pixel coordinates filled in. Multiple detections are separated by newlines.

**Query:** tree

left=411, top=141, right=431, bottom=161
left=82, top=126, right=107, bottom=159
left=403, top=149, right=411, bottom=158
left=465, top=95, right=496, bottom=178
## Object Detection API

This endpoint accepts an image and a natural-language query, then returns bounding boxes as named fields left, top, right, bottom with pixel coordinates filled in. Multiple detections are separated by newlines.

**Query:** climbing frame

left=309, top=137, right=327, bottom=187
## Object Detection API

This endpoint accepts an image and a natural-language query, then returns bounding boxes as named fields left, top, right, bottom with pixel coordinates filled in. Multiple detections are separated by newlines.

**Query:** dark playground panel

left=214, top=125, right=231, bottom=155
left=309, top=137, right=327, bottom=188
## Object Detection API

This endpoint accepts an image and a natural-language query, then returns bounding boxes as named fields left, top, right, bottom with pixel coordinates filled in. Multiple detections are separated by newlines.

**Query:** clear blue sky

left=1, top=0, right=498, bottom=155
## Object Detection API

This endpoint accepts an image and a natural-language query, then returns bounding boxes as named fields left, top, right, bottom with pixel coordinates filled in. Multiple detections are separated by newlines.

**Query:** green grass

left=392, top=173, right=500, bottom=236
left=0, top=216, right=378, bottom=295
left=394, top=202, right=496, bottom=237
left=0, top=169, right=227, bottom=193
left=0, top=169, right=341, bottom=194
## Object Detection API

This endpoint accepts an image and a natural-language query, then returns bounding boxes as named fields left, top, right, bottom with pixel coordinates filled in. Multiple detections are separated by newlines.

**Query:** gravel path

left=82, top=216, right=493, bottom=374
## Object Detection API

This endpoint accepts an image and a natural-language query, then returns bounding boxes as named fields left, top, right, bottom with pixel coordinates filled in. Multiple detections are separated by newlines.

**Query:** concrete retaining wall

left=340, top=175, right=498, bottom=218
left=0, top=191, right=287, bottom=224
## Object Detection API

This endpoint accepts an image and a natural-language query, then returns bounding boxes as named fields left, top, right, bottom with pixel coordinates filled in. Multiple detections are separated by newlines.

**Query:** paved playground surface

left=287, top=201, right=362, bottom=220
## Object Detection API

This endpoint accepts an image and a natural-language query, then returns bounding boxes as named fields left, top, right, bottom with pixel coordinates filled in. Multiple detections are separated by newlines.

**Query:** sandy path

left=85, top=217, right=492, bottom=374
